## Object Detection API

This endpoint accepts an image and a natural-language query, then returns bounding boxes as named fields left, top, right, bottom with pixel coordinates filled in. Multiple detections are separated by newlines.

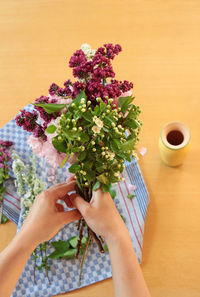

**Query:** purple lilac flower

left=0, top=155, right=5, bottom=162
left=64, top=79, right=72, bottom=87
left=63, top=80, right=73, bottom=97
left=16, top=110, right=38, bottom=132
left=119, top=80, right=133, bottom=92
left=73, top=61, right=93, bottom=79
left=85, top=80, right=105, bottom=101
left=96, top=43, right=122, bottom=60
left=69, top=49, right=87, bottom=68
left=0, top=140, right=13, bottom=172
left=34, top=96, right=54, bottom=123
left=72, top=82, right=86, bottom=98
left=49, top=83, right=59, bottom=96
left=104, top=80, right=121, bottom=98
left=114, top=44, right=122, bottom=54
left=4, top=151, right=11, bottom=161
left=33, top=125, right=47, bottom=140
left=0, top=140, right=13, bottom=147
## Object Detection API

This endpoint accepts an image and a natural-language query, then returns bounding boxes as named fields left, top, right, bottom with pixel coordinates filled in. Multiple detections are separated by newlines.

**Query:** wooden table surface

left=0, top=1, right=200, bottom=296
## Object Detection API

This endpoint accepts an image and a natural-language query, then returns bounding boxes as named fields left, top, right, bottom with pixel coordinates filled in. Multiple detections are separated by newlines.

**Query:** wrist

left=16, top=227, right=39, bottom=252
left=105, top=225, right=131, bottom=248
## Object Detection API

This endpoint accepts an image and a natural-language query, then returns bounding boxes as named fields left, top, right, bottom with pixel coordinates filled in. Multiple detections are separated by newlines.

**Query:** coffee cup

left=159, top=122, right=190, bottom=167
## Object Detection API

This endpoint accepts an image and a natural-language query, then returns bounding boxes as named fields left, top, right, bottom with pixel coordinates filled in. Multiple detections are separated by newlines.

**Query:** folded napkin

left=0, top=105, right=149, bottom=297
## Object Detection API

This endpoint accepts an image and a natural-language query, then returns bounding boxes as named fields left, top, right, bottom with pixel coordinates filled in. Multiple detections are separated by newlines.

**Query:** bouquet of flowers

left=15, top=43, right=142, bottom=281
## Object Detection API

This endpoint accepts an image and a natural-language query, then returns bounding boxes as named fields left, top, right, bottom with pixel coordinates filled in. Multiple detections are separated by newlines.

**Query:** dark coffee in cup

left=167, top=130, right=184, bottom=146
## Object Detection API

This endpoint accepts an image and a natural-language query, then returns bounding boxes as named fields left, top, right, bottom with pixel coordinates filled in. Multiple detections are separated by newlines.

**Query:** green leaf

left=127, top=194, right=135, bottom=200
left=123, top=118, right=138, bottom=129
left=118, top=96, right=133, bottom=113
left=51, top=240, right=70, bottom=252
left=93, top=180, right=101, bottom=191
left=1, top=214, right=8, bottom=224
left=120, top=139, right=135, bottom=151
left=82, top=111, right=93, bottom=122
left=97, top=174, right=108, bottom=184
left=77, top=151, right=87, bottom=162
left=83, top=159, right=93, bottom=170
left=102, top=183, right=111, bottom=193
left=63, top=248, right=77, bottom=259
left=102, top=126, right=109, bottom=133
left=72, top=90, right=86, bottom=106
left=69, top=236, right=79, bottom=248
left=105, top=116, right=113, bottom=123
left=46, top=125, right=57, bottom=134
left=85, top=169, right=95, bottom=182
left=48, top=250, right=65, bottom=259
left=109, top=189, right=116, bottom=199
left=34, top=103, right=66, bottom=114
left=60, top=153, right=69, bottom=168
left=80, top=133, right=89, bottom=142
left=100, top=102, right=107, bottom=112
left=69, top=164, right=80, bottom=174
left=0, top=168, right=4, bottom=184
left=110, top=139, right=120, bottom=152
left=94, top=105, right=100, bottom=115
left=96, top=165, right=105, bottom=173
left=120, top=215, right=126, bottom=222
left=69, top=236, right=87, bottom=248
left=52, top=136, right=67, bottom=153
left=71, top=147, right=80, bottom=153
left=64, top=130, right=79, bottom=140
left=125, top=155, right=131, bottom=162
left=103, top=244, right=109, bottom=253
left=48, top=240, right=70, bottom=259
left=0, top=186, right=6, bottom=195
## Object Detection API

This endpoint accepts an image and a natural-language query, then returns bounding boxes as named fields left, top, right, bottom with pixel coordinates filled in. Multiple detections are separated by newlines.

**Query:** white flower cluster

left=92, top=116, right=103, bottom=134
left=12, top=152, right=27, bottom=197
left=101, top=147, right=115, bottom=161
left=81, top=43, right=96, bottom=61
left=12, top=152, right=45, bottom=220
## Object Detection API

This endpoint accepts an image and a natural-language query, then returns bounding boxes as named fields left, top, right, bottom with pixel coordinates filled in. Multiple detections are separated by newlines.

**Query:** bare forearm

left=107, top=230, right=151, bottom=297
left=0, top=230, right=36, bottom=297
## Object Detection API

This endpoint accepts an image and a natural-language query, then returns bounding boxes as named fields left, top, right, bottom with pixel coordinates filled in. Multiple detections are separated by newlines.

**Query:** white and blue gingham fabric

left=0, top=105, right=149, bottom=297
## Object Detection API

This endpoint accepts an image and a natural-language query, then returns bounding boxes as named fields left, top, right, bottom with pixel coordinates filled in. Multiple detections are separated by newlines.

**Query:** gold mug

left=159, top=122, right=190, bottom=167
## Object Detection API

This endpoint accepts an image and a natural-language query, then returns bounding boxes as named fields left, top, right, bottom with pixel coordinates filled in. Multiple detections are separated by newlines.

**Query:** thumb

left=59, top=209, right=82, bottom=225
left=69, top=193, right=91, bottom=216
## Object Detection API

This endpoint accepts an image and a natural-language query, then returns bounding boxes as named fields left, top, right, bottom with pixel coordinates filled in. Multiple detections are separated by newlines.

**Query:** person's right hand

left=70, top=187, right=128, bottom=244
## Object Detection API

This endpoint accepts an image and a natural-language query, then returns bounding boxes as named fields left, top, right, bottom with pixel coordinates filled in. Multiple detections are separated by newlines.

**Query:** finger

left=92, top=187, right=105, bottom=201
left=63, top=194, right=74, bottom=208
left=70, top=194, right=90, bottom=216
left=47, top=182, right=69, bottom=191
left=55, top=203, right=65, bottom=212
left=46, top=181, right=77, bottom=201
left=59, top=209, right=82, bottom=225
left=66, top=175, right=75, bottom=183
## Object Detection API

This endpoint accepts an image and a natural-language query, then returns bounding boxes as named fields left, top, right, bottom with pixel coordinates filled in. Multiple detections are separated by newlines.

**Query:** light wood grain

left=0, top=1, right=200, bottom=296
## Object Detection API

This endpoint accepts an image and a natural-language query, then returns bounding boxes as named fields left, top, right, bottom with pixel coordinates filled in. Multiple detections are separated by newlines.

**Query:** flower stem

left=91, top=231, right=105, bottom=253
left=79, top=227, right=92, bottom=286
left=45, top=243, right=50, bottom=284
left=33, top=249, right=37, bottom=284
left=76, top=219, right=86, bottom=259
left=0, top=201, right=4, bottom=225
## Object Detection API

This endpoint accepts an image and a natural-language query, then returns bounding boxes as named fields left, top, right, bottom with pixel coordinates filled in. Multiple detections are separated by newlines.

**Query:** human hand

left=70, top=187, right=128, bottom=244
left=19, top=181, right=82, bottom=247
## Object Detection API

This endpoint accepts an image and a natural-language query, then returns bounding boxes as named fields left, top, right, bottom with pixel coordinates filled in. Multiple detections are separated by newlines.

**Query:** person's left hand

left=19, top=181, right=82, bottom=247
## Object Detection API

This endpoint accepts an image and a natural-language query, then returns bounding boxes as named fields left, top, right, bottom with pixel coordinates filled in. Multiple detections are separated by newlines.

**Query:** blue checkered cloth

left=0, top=105, right=149, bottom=297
